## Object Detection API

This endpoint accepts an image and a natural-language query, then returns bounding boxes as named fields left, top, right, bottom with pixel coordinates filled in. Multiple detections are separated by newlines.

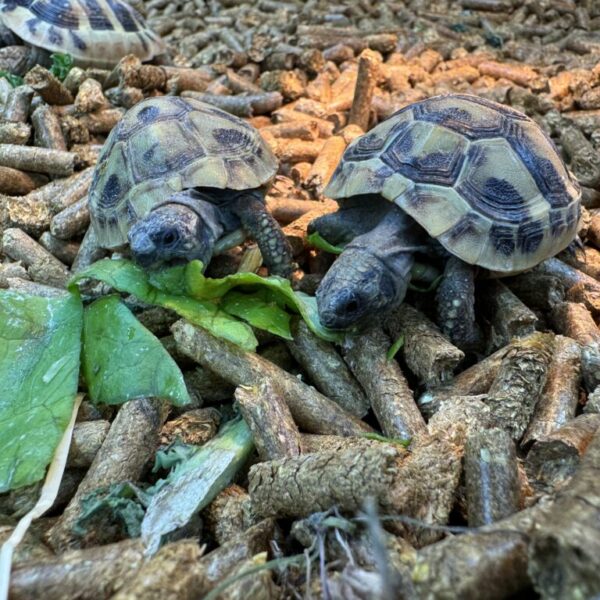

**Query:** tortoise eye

left=162, top=230, right=179, bottom=247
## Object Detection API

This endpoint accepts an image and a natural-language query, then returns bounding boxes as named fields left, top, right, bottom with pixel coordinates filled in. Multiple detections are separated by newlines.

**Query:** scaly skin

left=435, top=256, right=482, bottom=351
left=128, top=190, right=224, bottom=269
left=314, top=204, right=424, bottom=329
left=228, top=190, right=294, bottom=278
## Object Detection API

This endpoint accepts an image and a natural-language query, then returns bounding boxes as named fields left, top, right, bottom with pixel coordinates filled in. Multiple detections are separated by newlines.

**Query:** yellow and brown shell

left=0, top=0, right=165, bottom=68
left=326, top=94, right=581, bottom=273
left=89, top=96, right=278, bottom=249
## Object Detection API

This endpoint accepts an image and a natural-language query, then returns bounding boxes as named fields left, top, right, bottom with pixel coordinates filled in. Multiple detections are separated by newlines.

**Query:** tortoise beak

left=129, top=234, right=157, bottom=268
left=316, top=288, right=366, bottom=330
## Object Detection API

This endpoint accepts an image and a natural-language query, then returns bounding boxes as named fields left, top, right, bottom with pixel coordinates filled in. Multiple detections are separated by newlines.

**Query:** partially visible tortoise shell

left=0, top=0, right=165, bottom=68
left=326, top=94, right=581, bottom=273
left=89, top=96, right=278, bottom=249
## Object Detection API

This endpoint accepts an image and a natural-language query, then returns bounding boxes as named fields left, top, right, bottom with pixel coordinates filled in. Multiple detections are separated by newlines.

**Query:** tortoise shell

left=326, top=94, right=581, bottom=273
left=89, top=96, right=278, bottom=249
left=0, top=0, right=165, bottom=68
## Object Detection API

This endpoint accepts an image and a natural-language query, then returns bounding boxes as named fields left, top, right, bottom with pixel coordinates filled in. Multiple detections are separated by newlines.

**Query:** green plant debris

left=0, top=291, right=81, bottom=492
left=220, top=289, right=292, bottom=340
left=184, top=260, right=342, bottom=342
left=153, top=439, right=198, bottom=473
left=72, top=259, right=342, bottom=346
left=407, top=276, right=443, bottom=293
left=49, top=53, right=73, bottom=80
left=386, top=334, right=404, bottom=361
left=308, top=234, right=443, bottom=290
left=82, top=296, right=191, bottom=406
left=141, top=417, right=254, bottom=553
left=70, top=260, right=258, bottom=351
left=306, top=231, right=345, bottom=254
left=74, top=482, right=150, bottom=539
left=0, top=71, right=24, bottom=87
left=410, top=261, right=442, bottom=285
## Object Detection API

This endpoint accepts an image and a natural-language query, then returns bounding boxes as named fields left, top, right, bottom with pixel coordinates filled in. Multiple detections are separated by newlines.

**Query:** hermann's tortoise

left=89, top=96, right=293, bottom=277
left=309, top=93, right=581, bottom=349
left=0, top=0, right=165, bottom=75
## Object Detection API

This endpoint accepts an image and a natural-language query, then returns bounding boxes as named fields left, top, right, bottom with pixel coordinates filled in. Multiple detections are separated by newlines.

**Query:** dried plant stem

left=47, top=398, right=167, bottom=551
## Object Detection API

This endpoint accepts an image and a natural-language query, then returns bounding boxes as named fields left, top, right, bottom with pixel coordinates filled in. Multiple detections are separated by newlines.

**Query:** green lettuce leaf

left=184, top=261, right=342, bottom=342
left=70, top=260, right=257, bottom=351
left=0, top=291, right=82, bottom=492
left=306, top=231, right=345, bottom=254
left=82, top=296, right=191, bottom=405
left=221, top=289, right=292, bottom=340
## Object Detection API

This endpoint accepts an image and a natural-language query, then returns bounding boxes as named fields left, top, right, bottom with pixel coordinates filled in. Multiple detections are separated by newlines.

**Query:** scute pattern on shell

left=325, top=94, right=581, bottom=273
left=0, top=0, right=164, bottom=67
left=89, top=96, right=278, bottom=249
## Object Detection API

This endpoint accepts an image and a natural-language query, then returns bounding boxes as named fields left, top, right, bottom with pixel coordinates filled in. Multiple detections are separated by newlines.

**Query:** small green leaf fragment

left=0, top=70, right=24, bottom=87
left=82, top=296, right=191, bottom=406
left=407, top=275, right=443, bottom=293
left=153, top=440, right=197, bottom=473
left=386, top=334, right=404, bottom=361
left=49, top=52, right=73, bottom=80
left=410, top=261, right=441, bottom=285
left=306, top=231, right=345, bottom=254
left=0, top=290, right=82, bottom=492
left=74, top=482, right=149, bottom=539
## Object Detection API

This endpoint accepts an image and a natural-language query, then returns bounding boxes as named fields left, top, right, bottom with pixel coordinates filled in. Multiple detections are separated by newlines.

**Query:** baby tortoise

left=89, top=96, right=294, bottom=278
left=0, top=0, right=165, bottom=75
left=310, top=93, right=581, bottom=349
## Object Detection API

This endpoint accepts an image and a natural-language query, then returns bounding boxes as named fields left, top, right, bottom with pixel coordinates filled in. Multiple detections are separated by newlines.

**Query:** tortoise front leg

left=435, top=257, right=482, bottom=351
left=229, top=191, right=294, bottom=278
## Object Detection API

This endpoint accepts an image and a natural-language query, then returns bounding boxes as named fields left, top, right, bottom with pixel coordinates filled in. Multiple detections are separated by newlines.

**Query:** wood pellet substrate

left=2, top=2, right=600, bottom=598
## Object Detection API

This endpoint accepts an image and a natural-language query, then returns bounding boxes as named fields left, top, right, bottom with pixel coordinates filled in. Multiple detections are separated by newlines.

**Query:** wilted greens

left=142, top=418, right=254, bottom=553
left=72, top=418, right=254, bottom=552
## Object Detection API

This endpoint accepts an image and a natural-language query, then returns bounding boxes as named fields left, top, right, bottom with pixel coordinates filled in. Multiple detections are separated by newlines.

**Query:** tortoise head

left=128, top=203, right=210, bottom=269
left=316, top=246, right=411, bottom=330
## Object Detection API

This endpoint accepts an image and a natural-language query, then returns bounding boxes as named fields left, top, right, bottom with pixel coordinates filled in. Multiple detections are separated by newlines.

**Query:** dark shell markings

left=325, top=94, right=581, bottom=273
left=0, top=0, right=165, bottom=68
left=89, top=96, right=278, bottom=249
